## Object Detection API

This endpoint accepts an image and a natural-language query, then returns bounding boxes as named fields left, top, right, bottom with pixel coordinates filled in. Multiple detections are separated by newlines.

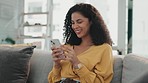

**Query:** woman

left=48, top=3, right=113, bottom=83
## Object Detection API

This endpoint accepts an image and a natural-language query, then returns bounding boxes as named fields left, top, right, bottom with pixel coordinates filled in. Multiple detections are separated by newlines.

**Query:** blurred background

left=0, top=0, right=147, bottom=57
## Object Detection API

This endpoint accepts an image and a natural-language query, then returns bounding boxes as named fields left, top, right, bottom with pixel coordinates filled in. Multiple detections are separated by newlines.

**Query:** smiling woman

left=48, top=3, right=114, bottom=83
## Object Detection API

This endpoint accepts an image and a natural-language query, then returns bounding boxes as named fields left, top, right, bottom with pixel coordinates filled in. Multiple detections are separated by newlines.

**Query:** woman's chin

left=77, top=35, right=83, bottom=38
left=76, top=35, right=82, bottom=38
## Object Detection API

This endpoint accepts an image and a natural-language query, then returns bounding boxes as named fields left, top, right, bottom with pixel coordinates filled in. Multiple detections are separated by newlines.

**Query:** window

left=23, top=0, right=50, bottom=50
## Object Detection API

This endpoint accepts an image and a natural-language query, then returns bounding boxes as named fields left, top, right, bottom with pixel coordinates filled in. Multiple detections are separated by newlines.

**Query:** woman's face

left=71, top=12, right=91, bottom=38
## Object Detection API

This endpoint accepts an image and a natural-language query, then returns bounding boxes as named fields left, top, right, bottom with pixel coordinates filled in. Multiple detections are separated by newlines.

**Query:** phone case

left=50, top=39, right=61, bottom=47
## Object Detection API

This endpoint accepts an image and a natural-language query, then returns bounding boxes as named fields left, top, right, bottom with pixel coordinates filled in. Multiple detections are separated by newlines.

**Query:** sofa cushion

left=0, top=44, right=35, bottom=83
left=27, top=49, right=53, bottom=83
left=122, top=54, right=148, bottom=83
left=111, top=55, right=124, bottom=83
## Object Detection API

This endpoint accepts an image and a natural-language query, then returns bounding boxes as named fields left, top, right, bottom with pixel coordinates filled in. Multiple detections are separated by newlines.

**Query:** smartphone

left=50, top=39, right=65, bottom=59
left=50, top=39, right=61, bottom=48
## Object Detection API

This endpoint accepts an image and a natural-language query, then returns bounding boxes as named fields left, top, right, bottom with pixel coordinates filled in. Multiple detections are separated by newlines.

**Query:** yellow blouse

left=48, top=43, right=114, bottom=83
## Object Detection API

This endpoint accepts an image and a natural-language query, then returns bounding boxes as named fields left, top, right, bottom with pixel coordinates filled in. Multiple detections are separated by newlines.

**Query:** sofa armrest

left=122, top=54, right=148, bottom=83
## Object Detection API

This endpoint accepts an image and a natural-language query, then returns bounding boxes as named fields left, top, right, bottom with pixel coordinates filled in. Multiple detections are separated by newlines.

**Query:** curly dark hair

left=63, top=3, right=113, bottom=46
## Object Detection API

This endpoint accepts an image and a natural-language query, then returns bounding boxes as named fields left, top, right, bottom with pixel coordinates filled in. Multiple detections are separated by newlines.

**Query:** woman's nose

left=72, top=23, right=79, bottom=29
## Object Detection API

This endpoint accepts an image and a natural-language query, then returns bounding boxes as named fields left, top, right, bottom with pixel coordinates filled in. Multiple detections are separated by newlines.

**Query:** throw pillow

left=0, top=44, right=36, bottom=83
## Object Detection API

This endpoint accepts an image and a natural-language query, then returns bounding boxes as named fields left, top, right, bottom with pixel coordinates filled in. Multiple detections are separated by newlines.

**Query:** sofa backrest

left=111, top=55, right=124, bottom=83
left=27, top=49, right=125, bottom=83
left=27, top=49, right=53, bottom=83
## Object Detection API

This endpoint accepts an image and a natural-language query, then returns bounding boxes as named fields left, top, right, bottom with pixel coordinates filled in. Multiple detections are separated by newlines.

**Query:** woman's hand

left=51, top=46, right=65, bottom=68
left=61, top=45, right=80, bottom=66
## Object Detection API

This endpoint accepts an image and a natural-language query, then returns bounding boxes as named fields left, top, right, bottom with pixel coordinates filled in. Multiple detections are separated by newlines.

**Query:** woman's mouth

left=75, top=30, right=81, bottom=34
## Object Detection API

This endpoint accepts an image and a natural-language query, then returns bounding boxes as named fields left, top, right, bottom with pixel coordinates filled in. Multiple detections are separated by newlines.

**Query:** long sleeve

left=48, top=66, right=61, bottom=83
left=48, top=44, right=113, bottom=83
left=73, top=44, right=113, bottom=83
left=94, top=45, right=114, bottom=83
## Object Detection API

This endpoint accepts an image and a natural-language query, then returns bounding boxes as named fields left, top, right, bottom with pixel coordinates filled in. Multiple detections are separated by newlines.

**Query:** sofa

left=0, top=45, right=148, bottom=83
left=111, top=54, right=148, bottom=83
left=27, top=49, right=148, bottom=83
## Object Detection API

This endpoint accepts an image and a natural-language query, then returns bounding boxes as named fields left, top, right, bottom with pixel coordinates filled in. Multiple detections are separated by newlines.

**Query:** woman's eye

left=71, top=21, right=74, bottom=24
left=77, top=21, right=82, bottom=24
left=71, top=20, right=83, bottom=24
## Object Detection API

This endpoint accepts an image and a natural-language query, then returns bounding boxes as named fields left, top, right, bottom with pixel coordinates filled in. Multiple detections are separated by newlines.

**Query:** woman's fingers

left=53, top=45, right=78, bottom=62
left=52, top=47, right=66, bottom=61
left=62, top=45, right=74, bottom=55
left=53, top=57, right=62, bottom=61
left=62, top=46, right=78, bottom=63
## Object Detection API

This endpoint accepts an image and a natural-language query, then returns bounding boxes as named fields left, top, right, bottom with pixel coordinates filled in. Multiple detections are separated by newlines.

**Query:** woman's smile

left=74, top=29, right=81, bottom=35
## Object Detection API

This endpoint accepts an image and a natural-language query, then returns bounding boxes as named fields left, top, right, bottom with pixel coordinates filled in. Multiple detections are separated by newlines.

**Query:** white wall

left=0, top=0, right=23, bottom=44
left=132, top=0, right=148, bottom=57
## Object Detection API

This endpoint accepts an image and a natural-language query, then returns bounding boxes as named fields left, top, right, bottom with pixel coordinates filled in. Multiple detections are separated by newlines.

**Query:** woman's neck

left=80, top=36, right=93, bottom=46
